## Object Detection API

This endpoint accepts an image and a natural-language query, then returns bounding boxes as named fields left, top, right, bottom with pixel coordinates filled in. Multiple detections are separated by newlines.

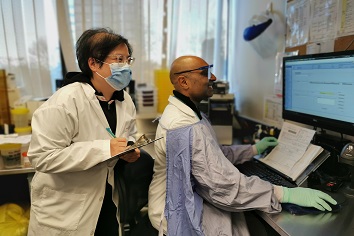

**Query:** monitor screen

left=282, top=50, right=354, bottom=136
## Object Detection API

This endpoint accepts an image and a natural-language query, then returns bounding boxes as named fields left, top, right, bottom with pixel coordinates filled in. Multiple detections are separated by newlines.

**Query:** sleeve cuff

left=273, top=185, right=284, bottom=202
left=252, top=145, right=258, bottom=155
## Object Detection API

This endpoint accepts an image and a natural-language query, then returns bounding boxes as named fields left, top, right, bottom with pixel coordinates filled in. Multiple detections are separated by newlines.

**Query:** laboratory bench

left=228, top=134, right=354, bottom=236
left=255, top=187, right=354, bottom=236
left=3, top=116, right=354, bottom=236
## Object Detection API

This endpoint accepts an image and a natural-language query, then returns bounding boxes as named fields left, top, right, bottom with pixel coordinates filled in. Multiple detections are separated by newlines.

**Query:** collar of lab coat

left=168, top=95, right=200, bottom=120
left=172, top=90, right=202, bottom=120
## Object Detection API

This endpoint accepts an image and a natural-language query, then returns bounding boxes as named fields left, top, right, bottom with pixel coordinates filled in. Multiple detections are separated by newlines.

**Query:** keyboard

left=236, top=161, right=297, bottom=188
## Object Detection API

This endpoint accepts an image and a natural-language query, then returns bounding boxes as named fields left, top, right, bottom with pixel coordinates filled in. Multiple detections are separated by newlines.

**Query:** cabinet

left=0, top=168, right=34, bottom=205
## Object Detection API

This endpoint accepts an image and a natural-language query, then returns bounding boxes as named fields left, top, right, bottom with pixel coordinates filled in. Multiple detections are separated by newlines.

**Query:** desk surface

left=257, top=187, right=354, bottom=236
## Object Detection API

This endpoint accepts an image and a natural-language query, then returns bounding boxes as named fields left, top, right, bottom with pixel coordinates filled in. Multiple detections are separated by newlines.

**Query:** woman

left=27, top=28, right=140, bottom=236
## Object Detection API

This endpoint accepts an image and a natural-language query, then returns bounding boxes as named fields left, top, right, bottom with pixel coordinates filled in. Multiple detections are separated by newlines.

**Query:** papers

left=259, top=122, right=323, bottom=181
left=263, top=95, right=283, bottom=128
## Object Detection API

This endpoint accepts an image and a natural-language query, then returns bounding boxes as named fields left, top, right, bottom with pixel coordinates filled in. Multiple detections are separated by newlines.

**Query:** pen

left=106, top=128, right=116, bottom=138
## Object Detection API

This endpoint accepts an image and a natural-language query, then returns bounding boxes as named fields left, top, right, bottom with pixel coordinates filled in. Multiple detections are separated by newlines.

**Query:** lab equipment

left=135, top=85, right=157, bottom=114
left=243, top=2, right=285, bottom=58
left=243, top=18, right=272, bottom=41
left=208, top=93, right=234, bottom=145
left=212, top=81, right=229, bottom=94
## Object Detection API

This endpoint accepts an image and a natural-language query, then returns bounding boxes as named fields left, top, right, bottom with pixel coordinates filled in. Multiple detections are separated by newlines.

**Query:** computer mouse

left=282, top=201, right=342, bottom=215
left=324, top=202, right=342, bottom=213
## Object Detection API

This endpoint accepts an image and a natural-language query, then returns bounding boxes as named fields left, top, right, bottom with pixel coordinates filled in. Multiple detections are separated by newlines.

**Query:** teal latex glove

left=282, top=187, right=337, bottom=211
left=255, top=137, right=278, bottom=154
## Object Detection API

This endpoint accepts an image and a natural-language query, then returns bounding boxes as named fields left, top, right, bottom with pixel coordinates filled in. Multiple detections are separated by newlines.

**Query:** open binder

left=256, top=122, right=330, bottom=186
left=255, top=147, right=329, bottom=186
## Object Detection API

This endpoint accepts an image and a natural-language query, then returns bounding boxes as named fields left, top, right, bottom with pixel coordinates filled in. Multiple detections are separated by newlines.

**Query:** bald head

left=170, top=56, right=208, bottom=90
left=168, top=55, right=216, bottom=105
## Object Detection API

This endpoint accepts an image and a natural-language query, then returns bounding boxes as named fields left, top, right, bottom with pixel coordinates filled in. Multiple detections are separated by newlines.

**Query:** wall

left=232, top=0, right=286, bottom=125
left=232, top=0, right=354, bottom=143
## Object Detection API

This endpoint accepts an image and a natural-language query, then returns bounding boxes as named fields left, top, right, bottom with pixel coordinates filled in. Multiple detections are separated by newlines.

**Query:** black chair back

left=115, top=149, right=157, bottom=236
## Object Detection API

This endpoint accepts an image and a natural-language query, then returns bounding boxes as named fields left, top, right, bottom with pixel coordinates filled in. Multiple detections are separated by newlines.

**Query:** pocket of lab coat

left=32, top=187, right=87, bottom=230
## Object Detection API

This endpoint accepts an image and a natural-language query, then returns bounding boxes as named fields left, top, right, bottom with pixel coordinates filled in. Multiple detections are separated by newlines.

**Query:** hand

left=110, top=138, right=128, bottom=157
left=281, top=187, right=337, bottom=211
left=255, top=137, right=278, bottom=154
left=120, top=148, right=140, bottom=163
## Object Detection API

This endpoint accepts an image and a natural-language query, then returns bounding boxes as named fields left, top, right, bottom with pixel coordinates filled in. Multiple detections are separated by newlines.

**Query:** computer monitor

left=282, top=50, right=354, bottom=136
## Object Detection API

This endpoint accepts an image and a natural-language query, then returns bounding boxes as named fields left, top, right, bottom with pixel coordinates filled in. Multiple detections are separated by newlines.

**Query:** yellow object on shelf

left=0, top=143, right=22, bottom=169
left=154, top=69, right=174, bottom=114
left=10, top=107, right=29, bottom=128
left=14, top=126, right=32, bottom=135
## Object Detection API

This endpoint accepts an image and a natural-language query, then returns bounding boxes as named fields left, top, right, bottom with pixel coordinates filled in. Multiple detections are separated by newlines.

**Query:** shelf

left=0, top=167, right=35, bottom=176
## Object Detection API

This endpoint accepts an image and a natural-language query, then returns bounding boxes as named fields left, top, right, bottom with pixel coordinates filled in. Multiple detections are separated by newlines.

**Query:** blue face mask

left=96, top=63, right=132, bottom=91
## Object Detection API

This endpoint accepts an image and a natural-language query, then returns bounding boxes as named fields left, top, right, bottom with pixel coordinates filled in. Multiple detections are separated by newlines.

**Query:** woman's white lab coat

left=27, top=82, right=137, bottom=236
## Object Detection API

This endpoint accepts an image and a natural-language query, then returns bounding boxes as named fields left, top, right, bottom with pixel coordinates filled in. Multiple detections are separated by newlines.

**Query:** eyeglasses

left=174, top=64, right=213, bottom=80
left=106, top=54, right=135, bottom=66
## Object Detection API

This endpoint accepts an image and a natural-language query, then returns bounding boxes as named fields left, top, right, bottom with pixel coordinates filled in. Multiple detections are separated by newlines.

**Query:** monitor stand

left=313, top=132, right=349, bottom=153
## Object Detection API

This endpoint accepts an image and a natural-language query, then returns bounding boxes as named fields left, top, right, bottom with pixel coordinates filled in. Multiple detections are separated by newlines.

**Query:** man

left=27, top=28, right=140, bottom=236
left=148, top=55, right=337, bottom=235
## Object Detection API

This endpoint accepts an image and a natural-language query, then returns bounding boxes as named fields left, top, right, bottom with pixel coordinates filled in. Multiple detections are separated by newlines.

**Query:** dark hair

left=76, top=28, right=133, bottom=77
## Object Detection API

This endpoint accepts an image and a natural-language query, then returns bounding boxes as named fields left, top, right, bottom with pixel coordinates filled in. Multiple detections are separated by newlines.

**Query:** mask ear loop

left=95, top=71, right=106, bottom=79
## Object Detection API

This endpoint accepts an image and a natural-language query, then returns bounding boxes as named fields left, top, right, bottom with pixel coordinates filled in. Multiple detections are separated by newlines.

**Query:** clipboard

left=112, top=135, right=163, bottom=158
